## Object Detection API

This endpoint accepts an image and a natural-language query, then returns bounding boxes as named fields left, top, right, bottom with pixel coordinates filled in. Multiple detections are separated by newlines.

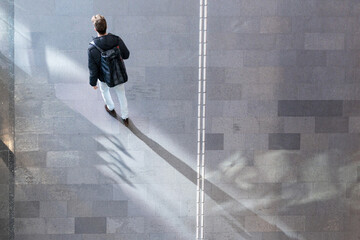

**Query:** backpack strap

left=90, top=41, right=104, bottom=53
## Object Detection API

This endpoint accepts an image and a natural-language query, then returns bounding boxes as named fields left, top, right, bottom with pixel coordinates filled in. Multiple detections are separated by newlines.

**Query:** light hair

left=91, top=14, right=107, bottom=35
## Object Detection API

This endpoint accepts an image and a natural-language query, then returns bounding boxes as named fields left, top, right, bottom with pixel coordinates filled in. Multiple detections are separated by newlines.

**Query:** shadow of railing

left=120, top=118, right=263, bottom=239
left=0, top=142, right=14, bottom=239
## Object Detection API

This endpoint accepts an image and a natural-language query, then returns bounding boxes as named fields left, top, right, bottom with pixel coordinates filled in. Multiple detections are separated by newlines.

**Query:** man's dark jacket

left=88, top=33, right=130, bottom=87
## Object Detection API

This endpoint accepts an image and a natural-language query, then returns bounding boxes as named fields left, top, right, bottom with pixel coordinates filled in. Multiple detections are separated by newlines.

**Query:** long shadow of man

left=111, top=115, right=256, bottom=238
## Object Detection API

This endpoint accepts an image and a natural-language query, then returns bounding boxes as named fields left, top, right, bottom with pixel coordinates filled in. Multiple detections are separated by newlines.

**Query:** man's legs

left=113, top=83, right=129, bottom=119
left=99, top=81, right=115, bottom=111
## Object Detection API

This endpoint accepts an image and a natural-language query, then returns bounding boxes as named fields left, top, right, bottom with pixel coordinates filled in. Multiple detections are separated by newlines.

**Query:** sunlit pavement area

left=1, top=0, right=360, bottom=240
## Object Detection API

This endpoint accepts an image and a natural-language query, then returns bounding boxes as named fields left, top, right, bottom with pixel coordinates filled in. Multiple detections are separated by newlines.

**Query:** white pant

left=98, top=81, right=129, bottom=119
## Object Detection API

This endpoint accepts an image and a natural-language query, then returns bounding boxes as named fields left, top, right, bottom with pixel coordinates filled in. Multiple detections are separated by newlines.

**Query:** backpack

left=90, top=41, right=128, bottom=87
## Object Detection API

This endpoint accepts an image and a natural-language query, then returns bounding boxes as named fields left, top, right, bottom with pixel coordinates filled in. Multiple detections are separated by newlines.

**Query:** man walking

left=88, top=14, right=130, bottom=124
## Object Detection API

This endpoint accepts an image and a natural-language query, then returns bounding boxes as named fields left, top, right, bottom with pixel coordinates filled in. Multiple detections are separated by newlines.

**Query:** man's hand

left=93, top=86, right=98, bottom=90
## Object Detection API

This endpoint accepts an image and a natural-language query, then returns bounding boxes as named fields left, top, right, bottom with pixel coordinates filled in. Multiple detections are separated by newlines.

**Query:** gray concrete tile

left=208, top=17, right=260, bottom=34
left=244, top=215, right=278, bottom=232
left=46, top=151, right=80, bottom=168
left=0, top=219, right=8, bottom=236
left=261, top=232, right=302, bottom=240
left=329, top=134, right=360, bottom=153
left=129, top=50, right=169, bottom=67
left=278, top=100, right=343, bottom=117
left=92, top=201, right=128, bottom=217
left=67, top=201, right=93, bottom=218
left=225, top=67, right=258, bottom=84
left=15, top=201, right=39, bottom=218
left=206, top=67, right=226, bottom=84
left=348, top=34, right=360, bottom=50
left=223, top=101, right=247, bottom=118
left=213, top=215, right=245, bottom=233
left=296, top=50, right=327, bottom=66
left=46, top=218, right=74, bottom=234
left=206, top=0, right=242, bottom=17
left=37, top=134, right=71, bottom=152
left=116, top=16, right=198, bottom=35
left=15, top=84, right=56, bottom=101
left=107, top=217, right=145, bottom=234
left=54, top=0, right=93, bottom=16
left=260, top=17, right=292, bottom=34
left=41, top=101, right=78, bottom=118
left=242, top=84, right=276, bottom=100
left=40, top=201, right=67, bottom=218
left=257, top=67, right=286, bottom=84
left=327, top=51, right=359, bottom=67
left=205, top=133, right=224, bottom=151
left=305, top=215, right=344, bottom=232
left=258, top=117, right=285, bottom=133
left=315, top=117, right=349, bottom=133
left=316, top=0, right=350, bottom=17
left=15, top=100, right=42, bottom=118
left=15, top=184, right=76, bottom=201
left=15, top=168, right=42, bottom=185
left=145, top=67, right=197, bottom=84
left=277, top=0, right=317, bottom=16
left=38, top=168, right=67, bottom=184
left=75, top=217, right=106, bottom=234
left=284, top=117, right=315, bottom=133
left=268, top=133, right=300, bottom=150
left=276, top=33, right=304, bottom=50
left=211, top=117, right=238, bottom=134
left=168, top=50, right=198, bottom=67
left=248, top=100, right=278, bottom=117
left=93, top=0, right=128, bottom=16
left=15, top=218, right=46, bottom=234
left=75, top=184, right=113, bottom=201
left=205, top=101, right=225, bottom=118
left=207, top=84, right=242, bottom=101
left=244, top=134, right=269, bottom=150
left=0, top=201, right=9, bottom=218
left=244, top=50, right=297, bottom=67
left=208, top=50, right=244, bottom=67
left=0, top=235, right=8, bottom=240
left=15, top=0, right=55, bottom=15
left=302, top=67, right=345, bottom=84
left=15, top=117, right=53, bottom=134
left=0, top=168, right=8, bottom=184
left=128, top=0, right=198, bottom=16
left=15, top=134, right=38, bottom=152
left=0, top=152, right=8, bottom=168
left=160, top=84, right=196, bottom=100
left=67, top=168, right=99, bottom=185
left=305, top=33, right=345, bottom=50
left=236, top=34, right=277, bottom=50
left=317, top=199, right=349, bottom=216
left=343, top=100, right=360, bottom=116
left=80, top=234, right=116, bottom=240
left=240, top=0, right=278, bottom=16
left=14, top=234, right=82, bottom=240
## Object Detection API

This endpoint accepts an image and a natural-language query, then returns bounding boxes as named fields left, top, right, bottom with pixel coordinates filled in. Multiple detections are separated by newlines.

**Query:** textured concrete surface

left=0, top=0, right=359, bottom=240
left=205, top=1, right=360, bottom=240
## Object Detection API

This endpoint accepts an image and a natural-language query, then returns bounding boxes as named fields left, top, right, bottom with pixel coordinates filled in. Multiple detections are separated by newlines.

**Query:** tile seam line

left=8, top=0, right=15, bottom=239
left=196, top=0, right=207, bottom=239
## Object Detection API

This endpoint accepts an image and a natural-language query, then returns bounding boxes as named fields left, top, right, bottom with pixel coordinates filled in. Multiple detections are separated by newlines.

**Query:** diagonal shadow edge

left=0, top=0, right=15, bottom=238
left=124, top=118, right=269, bottom=238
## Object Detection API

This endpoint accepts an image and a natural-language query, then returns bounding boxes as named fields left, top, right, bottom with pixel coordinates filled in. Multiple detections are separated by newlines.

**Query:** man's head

left=91, top=14, right=107, bottom=35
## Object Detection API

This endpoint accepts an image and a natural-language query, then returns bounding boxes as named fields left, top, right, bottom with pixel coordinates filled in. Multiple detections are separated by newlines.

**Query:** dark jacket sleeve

left=118, top=37, right=130, bottom=60
left=88, top=47, right=99, bottom=86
